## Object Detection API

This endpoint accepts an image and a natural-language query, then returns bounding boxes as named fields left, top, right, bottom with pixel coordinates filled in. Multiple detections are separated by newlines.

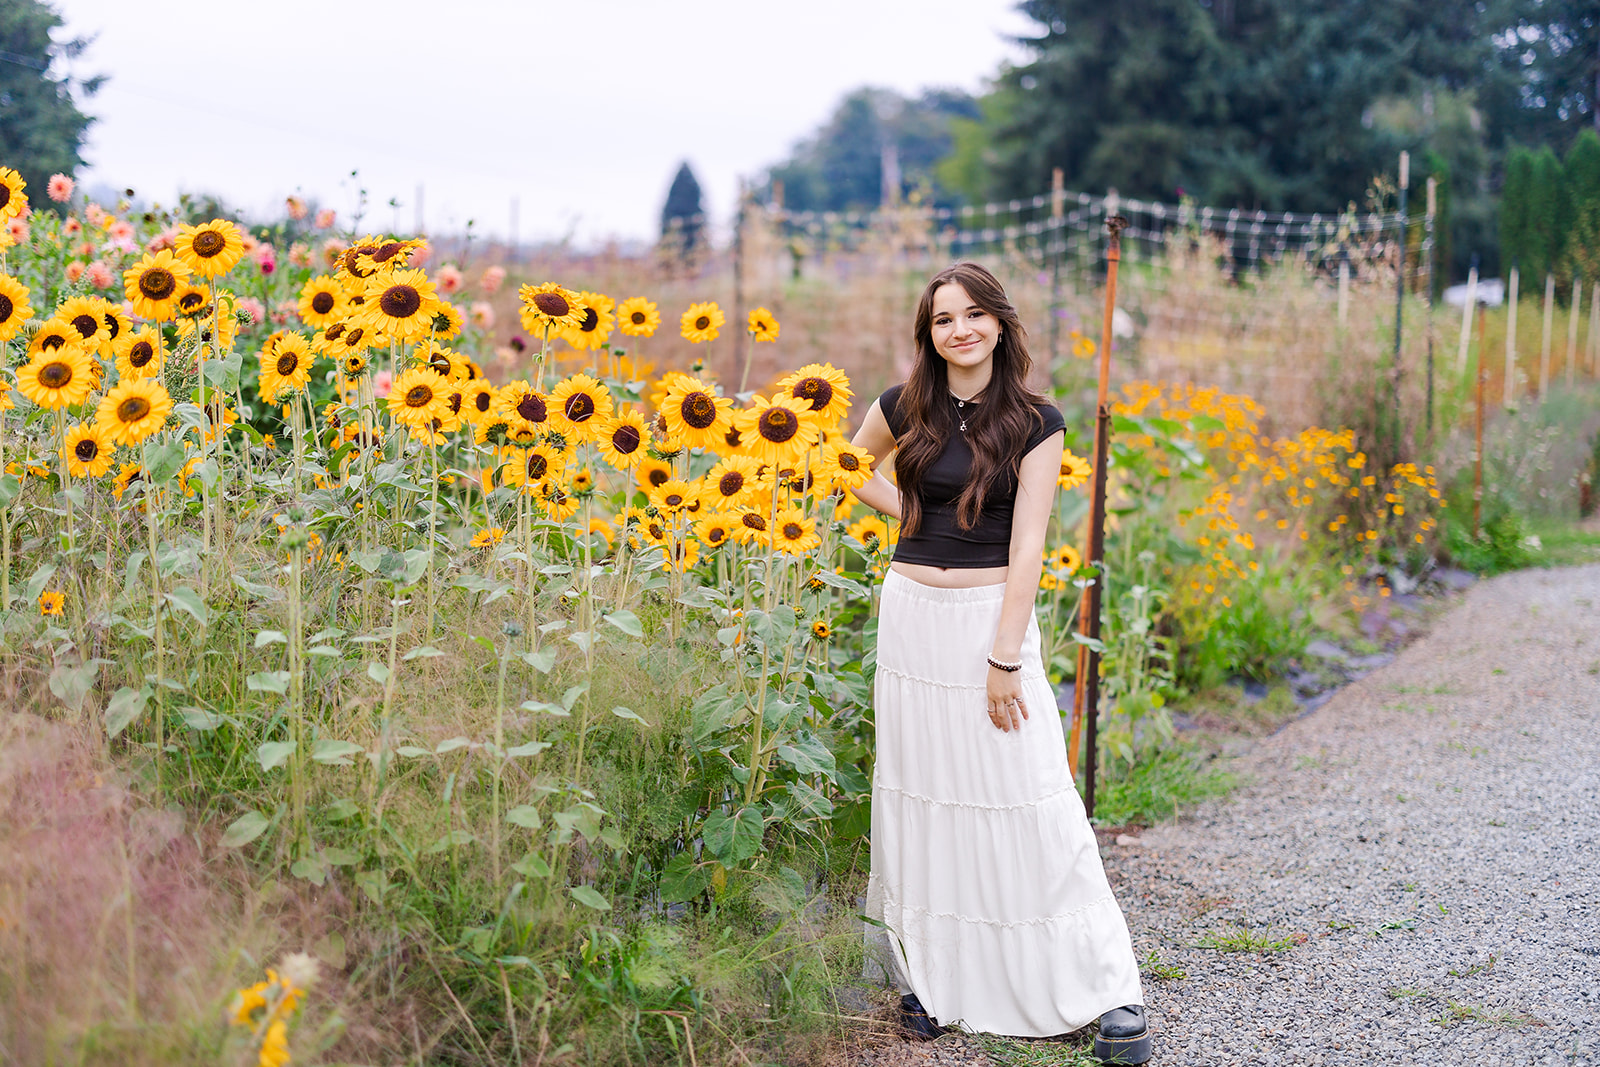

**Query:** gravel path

left=846, top=564, right=1600, bottom=1065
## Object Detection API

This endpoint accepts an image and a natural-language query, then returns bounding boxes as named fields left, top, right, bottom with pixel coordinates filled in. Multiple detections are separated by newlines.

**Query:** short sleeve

left=1027, top=401, right=1066, bottom=452
left=877, top=383, right=907, bottom=438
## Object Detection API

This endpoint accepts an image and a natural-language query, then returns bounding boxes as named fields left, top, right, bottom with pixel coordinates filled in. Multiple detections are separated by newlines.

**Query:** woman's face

left=929, top=282, right=1000, bottom=374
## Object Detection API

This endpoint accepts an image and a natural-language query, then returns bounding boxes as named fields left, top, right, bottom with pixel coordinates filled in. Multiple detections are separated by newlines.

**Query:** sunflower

left=297, top=276, right=347, bottom=328
left=810, top=620, right=831, bottom=641
left=635, top=456, right=675, bottom=492
left=96, top=378, right=174, bottom=446
left=62, top=422, right=115, bottom=477
left=537, top=480, right=581, bottom=522
left=733, top=394, right=819, bottom=467
left=96, top=302, right=132, bottom=360
left=497, top=381, right=554, bottom=431
left=460, top=380, right=498, bottom=424
left=112, top=462, right=147, bottom=501
left=517, top=282, right=586, bottom=335
left=598, top=409, right=651, bottom=471
left=360, top=268, right=441, bottom=342
left=659, top=374, right=734, bottom=452
left=847, top=514, right=896, bottom=552
left=549, top=373, right=614, bottom=441
left=747, top=306, right=780, bottom=342
left=648, top=478, right=698, bottom=515
left=56, top=296, right=110, bottom=352
left=771, top=506, right=820, bottom=555
left=175, top=218, right=245, bottom=277
left=693, top=512, right=737, bottom=550
left=777, top=363, right=852, bottom=427
left=730, top=507, right=772, bottom=547
left=679, top=301, right=724, bottom=344
left=702, top=454, right=765, bottom=510
left=417, top=341, right=469, bottom=381
left=387, top=366, right=451, bottom=429
left=117, top=327, right=163, bottom=380
left=258, top=332, right=315, bottom=401
left=470, top=527, right=507, bottom=549
left=1047, top=543, right=1083, bottom=574
left=27, top=316, right=82, bottom=360
left=335, top=236, right=384, bottom=283
left=0, top=168, right=25, bottom=221
left=816, top=442, right=875, bottom=492
left=353, top=237, right=422, bottom=276
left=561, top=291, right=615, bottom=351
left=200, top=397, right=240, bottom=444
left=660, top=536, right=700, bottom=573
left=430, top=302, right=464, bottom=341
left=617, top=296, right=659, bottom=337
left=316, top=320, right=375, bottom=358
left=173, top=282, right=211, bottom=319
left=123, top=249, right=192, bottom=321
left=0, top=273, right=34, bottom=343
left=501, top=442, right=565, bottom=491
left=15, top=344, right=94, bottom=409
left=341, top=351, right=369, bottom=378
left=1058, top=448, right=1092, bottom=491
left=38, top=589, right=65, bottom=616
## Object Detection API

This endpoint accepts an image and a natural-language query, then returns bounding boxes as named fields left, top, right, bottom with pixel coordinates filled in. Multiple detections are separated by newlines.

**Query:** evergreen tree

left=1563, top=129, right=1600, bottom=284
left=0, top=0, right=101, bottom=204
left=660, top=161, right=704, bottom=256
left=1525, top=144, right=1566, bottom=280
left=1499, top=145, right=1534, bottom=274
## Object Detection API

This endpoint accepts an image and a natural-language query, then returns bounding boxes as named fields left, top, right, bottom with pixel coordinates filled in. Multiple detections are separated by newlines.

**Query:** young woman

left=851, top=262, right=1150, bottom=1063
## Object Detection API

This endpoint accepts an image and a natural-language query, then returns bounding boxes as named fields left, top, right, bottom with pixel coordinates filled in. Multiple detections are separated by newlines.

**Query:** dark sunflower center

left=0, top=186, right=9, bottom=210
left=611, top=424, right=641, bottom=453
left=527, top=454, right=548, bottom=479
left=665, top=492, right=684, bottom=507
left=179, top=292, right=206, bottom=313
left=647, top=466, right=670, bottom=487
left=793, top=377, right=832, bottom=410
left=724, top=427, right=742, bottom=447
left=405, top=385, right=434, bottom=408
left=741, top=513, right=767, bottom=531
left=193, top=230, right=226, bottom=257
left=102, top=313, right=120, bottom=339
left=578, top=308, right=599, bottom=332
left=116, top=396, right=151, bottom=423
left=0, top=295, right=12, bottom=321
left=838, top=452, right=861, bottom=471
left=39, top=332, right=67, bottom=351
left=694, top=315, right=710, bottom=331
left=647, top=520, right=666, bottom=540
left=70, top=314, right=98, bottom=339
left=532, top=292, right=570, bottom=317
left=325, top=322, right=347, bottom=342
left=563, top=392, right=596, bottom=422
left=379, top=285, right=422, bottom=318
left=516, top=393, right=547, bottom=422
left=343, top=355, right=365, bottom=374
left=139, top=268, right=176, bottom=301
left=681, top=392, right=717, bottom=429
left=783, top=522, right=804, bottom=540
left=448, top=393, right=463, bottom=415
left=276, top=353, right=298, bottom=376
left=757, top=408, right=798, bottom=443
left=630, top=311, right=647, bottom=325
left=473, top=390, right=493, bottom=413
left=311, top=291, right=336, bottom=315
left=74, top=437, right=99, bottom=462
left=709, top=527, right=727, bottom=543
left=129, top=341, right=155, bottom=368
left=718, top=471, right=745, bottom=496
left=372, top=241, right=405, bottom=263
left=345, top=327, right=365, bottom=345
left=430, top=353, right=450, bottom=374
left=38, top=361, right=73, bottom=389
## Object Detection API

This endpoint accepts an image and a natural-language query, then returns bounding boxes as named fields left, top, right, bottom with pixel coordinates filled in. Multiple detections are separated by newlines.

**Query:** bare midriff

left=890, top=561, right=1009, bottom=588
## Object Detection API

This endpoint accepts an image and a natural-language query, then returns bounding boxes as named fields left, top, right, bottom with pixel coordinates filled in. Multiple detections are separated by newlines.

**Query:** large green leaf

left=703, top=806, right=763, bottom=866
left=658, top=852, right=713, bottom=903
left=220, top=811, right=270, bottom=848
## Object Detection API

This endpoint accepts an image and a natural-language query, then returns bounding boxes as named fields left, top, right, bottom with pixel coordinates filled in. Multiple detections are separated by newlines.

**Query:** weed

left=1196, top=926, right=1301, bottom=953
left=972, top=1032, right=1101, bottom=1066
left=1089, top=743, right=1234, bottom=826
left=1435, top=1000, right=1544, bottom=1028
left=1448, top=955, right=1497, bottom=978
left=1387, top=986, right=1428, bottom=1000
left=1374, top=918, right=1419, bottom=934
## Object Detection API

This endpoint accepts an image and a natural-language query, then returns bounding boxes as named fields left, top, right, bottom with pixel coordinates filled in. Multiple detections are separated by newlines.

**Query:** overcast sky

left=53, top=0, right=1033, bottom=245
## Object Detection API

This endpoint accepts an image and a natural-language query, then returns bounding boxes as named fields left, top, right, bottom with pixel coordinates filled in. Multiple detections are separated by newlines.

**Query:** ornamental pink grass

left=46, top=174, right=74, bottom=202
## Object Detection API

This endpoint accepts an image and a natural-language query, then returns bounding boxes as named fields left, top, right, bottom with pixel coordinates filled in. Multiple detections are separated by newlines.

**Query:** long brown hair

left=895, top=262, right=1047, bottom=537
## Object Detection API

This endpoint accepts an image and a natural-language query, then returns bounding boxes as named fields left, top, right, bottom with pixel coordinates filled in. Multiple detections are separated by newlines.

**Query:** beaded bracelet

left=986, top=655, right=1022, bottom=673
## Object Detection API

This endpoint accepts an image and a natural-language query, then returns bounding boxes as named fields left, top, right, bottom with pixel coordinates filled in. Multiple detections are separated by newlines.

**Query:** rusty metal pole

left=1068, top=214, right=1127, bottom=819
left=1474, top=301, right=1487, bottom=539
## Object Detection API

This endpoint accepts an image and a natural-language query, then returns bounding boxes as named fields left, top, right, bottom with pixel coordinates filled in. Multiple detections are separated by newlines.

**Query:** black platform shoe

left=1093, top=1004, right=1152, bottom=1064
left=899, top=993, right=944, bottom=1041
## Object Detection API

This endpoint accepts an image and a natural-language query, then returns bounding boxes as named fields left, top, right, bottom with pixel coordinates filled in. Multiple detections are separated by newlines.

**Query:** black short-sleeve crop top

left=877, top=383, right=1065, bottom=568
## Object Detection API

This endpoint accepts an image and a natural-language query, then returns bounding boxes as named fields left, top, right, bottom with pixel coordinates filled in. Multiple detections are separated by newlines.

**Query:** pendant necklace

left=948, top=388, right=979, bottom=433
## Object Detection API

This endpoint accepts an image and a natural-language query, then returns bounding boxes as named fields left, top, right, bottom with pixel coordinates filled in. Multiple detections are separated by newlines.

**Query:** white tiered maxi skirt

left=862, top=570, right=1144, bottom=1037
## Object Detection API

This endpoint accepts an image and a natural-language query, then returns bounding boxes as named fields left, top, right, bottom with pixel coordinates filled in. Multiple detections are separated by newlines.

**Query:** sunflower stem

left=144, top=447, right=165, bottom=805
left=288, top=538, right=307, bottom=845
left=426, top=437, right=439, bottom=642
left=739, top=330, right=756, bottom=394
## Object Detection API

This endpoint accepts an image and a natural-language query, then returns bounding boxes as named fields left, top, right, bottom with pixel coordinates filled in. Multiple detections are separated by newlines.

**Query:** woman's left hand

left=986, top=664, right=1029, bottom=732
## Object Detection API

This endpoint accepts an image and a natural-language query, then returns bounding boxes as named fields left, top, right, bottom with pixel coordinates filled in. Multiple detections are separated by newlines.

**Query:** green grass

left=1526, top=516, right=1600, bottom=567
left=971, top=1032, right=1101, bottom=1066
left=1195, top=926, right=1301, bottom=953
left=1088, top=743, right=1235, bottom=826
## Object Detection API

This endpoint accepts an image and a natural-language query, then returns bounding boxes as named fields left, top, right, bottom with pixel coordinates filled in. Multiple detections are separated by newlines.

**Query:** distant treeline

left=758, top=0, right=1600, bottom=283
